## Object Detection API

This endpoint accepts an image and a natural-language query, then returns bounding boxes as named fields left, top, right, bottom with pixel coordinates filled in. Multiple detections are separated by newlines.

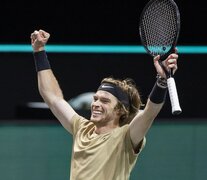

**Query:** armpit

left=134, top=137, right=146, bottom=154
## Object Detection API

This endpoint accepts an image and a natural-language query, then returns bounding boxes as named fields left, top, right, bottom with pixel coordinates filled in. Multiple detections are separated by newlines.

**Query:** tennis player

left=30, top=29, right=178, bottom=180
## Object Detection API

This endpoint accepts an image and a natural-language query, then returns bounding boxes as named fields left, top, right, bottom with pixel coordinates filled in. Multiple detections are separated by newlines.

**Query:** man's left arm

left=129, top=52, right=178, bottom=150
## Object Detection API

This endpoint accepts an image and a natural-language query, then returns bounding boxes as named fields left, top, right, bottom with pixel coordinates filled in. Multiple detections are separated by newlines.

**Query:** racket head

left=139, top=0, right=180, bottom=60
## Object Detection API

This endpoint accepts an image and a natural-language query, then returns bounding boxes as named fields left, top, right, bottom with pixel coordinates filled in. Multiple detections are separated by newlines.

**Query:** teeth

left=93, top=111, right=102, bottom=114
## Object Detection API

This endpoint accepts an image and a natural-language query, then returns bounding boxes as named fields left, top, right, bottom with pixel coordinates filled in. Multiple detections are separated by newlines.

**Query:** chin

left=90, top=115, right=102, bottom=122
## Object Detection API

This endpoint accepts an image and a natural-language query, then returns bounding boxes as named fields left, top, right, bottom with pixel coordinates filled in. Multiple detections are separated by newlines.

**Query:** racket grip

left=167, top=77, right=182, bottom=115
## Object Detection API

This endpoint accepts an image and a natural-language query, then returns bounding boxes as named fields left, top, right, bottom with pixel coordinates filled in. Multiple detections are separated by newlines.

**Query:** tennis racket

left=139, top=0, right=182, bottom=115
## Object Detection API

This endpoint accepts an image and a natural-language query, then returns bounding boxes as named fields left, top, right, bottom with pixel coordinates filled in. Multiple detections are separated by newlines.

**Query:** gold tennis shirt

left=70, top=114, right=146, bottom=180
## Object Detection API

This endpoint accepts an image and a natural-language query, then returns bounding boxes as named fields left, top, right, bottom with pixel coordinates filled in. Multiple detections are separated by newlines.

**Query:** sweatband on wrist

left=149, top=81, right=167, bottom=104
left=33, top=50, right=51, bottom=72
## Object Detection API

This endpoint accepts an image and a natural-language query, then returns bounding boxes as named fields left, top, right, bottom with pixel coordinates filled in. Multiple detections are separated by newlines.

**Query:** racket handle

left=167, top=77, right=182, bottom=115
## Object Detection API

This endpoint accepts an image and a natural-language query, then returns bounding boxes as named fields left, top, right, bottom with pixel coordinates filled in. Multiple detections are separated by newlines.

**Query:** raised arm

left=31, top=29, right=77, bottom=134
left=129, top=51, right=178, bottom=149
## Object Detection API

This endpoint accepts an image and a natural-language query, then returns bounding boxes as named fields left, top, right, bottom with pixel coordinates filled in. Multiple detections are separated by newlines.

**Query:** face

left=90, top=90, right=120, bottom=126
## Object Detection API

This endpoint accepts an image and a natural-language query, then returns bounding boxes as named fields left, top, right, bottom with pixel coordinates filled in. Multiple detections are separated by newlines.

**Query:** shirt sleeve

left=125, top=126, right=146, bottom=160
left=71, top=114, right=85, bottom=136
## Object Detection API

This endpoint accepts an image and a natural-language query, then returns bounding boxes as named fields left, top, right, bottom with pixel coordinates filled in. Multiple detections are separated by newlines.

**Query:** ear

left=116, top=108, right=124, bottom=115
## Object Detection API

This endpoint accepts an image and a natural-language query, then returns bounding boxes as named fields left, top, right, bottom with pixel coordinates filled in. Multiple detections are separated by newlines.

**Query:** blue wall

left=0, top=120, right=206, bottom=180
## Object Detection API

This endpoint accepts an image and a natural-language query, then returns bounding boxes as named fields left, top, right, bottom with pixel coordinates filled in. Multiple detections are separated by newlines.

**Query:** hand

left=30, top=29, right=50, bottom=52
left=153, top=48, right=178, bottom=78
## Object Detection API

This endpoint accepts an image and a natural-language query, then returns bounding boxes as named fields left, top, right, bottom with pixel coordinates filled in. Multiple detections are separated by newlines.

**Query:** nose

left=91, top=100, right=101, bottom=108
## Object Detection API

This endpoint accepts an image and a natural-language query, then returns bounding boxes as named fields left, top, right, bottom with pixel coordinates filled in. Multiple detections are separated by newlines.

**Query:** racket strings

left=140, top=0, right=179, bottom=57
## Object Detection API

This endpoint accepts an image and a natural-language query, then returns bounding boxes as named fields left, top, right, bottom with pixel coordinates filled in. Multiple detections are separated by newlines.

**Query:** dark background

left=0, top=0, right=206, bottom=120
left=0, top=0, right=206, bottom=45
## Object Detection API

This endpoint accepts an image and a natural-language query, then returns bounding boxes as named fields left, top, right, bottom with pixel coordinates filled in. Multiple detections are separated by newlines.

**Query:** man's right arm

left=37, top=69, right=76, bottom=134
left=31, top=29, right=77, bottom=134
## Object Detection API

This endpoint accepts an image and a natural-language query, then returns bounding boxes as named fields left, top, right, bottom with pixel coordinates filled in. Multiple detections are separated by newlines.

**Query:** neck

left=94, top=123, right=119, bottom=134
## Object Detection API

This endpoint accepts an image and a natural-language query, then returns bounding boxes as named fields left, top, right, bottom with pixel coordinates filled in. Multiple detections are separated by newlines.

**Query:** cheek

left=106, top=106, right=117, bottom=115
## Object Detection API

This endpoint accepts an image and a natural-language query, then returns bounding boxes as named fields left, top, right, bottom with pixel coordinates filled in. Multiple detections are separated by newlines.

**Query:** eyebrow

left=93, top=95, right=111, bottom=102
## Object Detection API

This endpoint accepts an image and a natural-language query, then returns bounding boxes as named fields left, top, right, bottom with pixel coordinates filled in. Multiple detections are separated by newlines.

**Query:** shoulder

left=71, top=114, right=91, bottom=135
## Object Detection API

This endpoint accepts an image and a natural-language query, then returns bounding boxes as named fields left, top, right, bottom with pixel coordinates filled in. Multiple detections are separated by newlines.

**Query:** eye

left=102, top=100, right=107, bottom=103
left=101, top=98, right=110, bottom=104
left=93, top=96, right=98, bottom=101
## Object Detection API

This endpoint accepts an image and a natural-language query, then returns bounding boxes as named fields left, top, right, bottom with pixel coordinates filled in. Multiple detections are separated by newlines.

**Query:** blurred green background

left=0, top=119, right=206, bottom=180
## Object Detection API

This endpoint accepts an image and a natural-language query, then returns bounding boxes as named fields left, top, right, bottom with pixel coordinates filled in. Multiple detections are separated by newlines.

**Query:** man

left=31, top=29, right=178, bottom=180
